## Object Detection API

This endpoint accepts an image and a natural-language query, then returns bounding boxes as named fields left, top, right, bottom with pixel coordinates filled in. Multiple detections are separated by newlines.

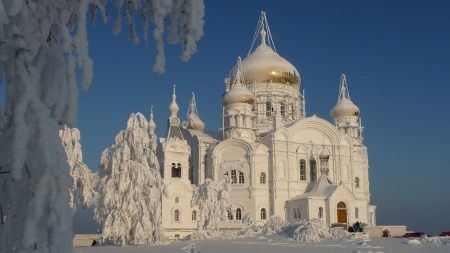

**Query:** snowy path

left=73, top=235, right=450, bottom=253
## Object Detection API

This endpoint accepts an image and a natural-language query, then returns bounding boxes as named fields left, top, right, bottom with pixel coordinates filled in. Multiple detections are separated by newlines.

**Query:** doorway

left=337, top=201, right=347, bottom=223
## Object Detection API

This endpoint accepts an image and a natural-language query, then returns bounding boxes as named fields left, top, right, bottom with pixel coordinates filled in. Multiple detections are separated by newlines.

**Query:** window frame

left=239, top=171, right=244, bottom=184
left=310, top=159, right=317, bottom=182
left=300, top=159, right=306, bottom=181
left=261, top=208, right=267, bottom=220
left=174, top=209, right=180, bottom=222
left=260, top=172, right=266, bottom=185
left=236, top=208, right=242, bottom=220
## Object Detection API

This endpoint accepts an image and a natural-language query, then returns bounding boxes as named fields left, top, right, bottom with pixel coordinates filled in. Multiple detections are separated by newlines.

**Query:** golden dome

left=229, top=43, right=300, bottom=87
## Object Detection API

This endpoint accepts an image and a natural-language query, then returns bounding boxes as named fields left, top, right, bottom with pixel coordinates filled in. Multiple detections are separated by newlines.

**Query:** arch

left=297, top=208, right=301, bottom=219
left=337, top=201, right=347, bottom=223
left=293, top=209, right=297, bottom=219
left=260, top=172, right=266, bottom=184
left=175, top=196, right=179, bottom=203
left=289, top=117, right=341, bottom=145
left=236, top=208, right=242, bottom=220
left=260, top=208, right=267, bottom=220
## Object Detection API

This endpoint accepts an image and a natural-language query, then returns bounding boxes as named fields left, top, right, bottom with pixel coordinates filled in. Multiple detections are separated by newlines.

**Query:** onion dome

left=330, top=98, right=360, bottom=119
left=223, top=57, right=255, bottom=106
left=169, top=84, right=179, bottom=118
left=319, top=148, right=330, bottom=160
left=182, top=93, right=205, bottom=131
left=229, top=13, right=300, bottom=87
left=330, top=74, right=360, bottom=120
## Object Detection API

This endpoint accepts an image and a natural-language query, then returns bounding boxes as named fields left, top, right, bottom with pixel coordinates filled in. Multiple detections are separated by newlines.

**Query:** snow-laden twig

left=59, top=126, right=99, bottom=213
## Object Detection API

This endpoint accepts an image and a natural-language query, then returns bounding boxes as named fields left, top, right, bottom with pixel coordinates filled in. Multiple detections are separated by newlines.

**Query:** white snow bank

left=405, top=239, right=421, bottom=245
left=184, top=230, right=236, bottom=241
left=288, top=219, right=357, bottom=242
left=263, top=215, right=289, bottom=234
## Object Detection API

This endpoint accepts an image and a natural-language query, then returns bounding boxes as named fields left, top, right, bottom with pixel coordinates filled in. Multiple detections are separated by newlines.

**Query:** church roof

left=291, top=175, right=338, bottom=201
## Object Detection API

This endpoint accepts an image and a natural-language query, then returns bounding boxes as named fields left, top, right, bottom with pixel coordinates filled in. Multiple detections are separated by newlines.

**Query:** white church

left=150, top=12, right=377, bottom=239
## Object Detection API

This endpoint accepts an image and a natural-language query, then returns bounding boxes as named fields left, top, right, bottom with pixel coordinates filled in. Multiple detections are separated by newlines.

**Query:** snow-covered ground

left=74, top=234, right=450, bottom=253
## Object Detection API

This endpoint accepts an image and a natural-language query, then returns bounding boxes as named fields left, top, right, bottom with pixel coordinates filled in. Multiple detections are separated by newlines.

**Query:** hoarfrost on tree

left=59, top=126, right=99, bottom=213
left=95, top=113, right=166, bottom=245
left=191, top=176, right=235, bottom=232
left=0, top=0, right=204, bottom=252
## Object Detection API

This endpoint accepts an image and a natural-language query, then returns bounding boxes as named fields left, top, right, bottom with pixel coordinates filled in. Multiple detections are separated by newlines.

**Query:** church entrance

left=337, top=201, right=347, bottom=224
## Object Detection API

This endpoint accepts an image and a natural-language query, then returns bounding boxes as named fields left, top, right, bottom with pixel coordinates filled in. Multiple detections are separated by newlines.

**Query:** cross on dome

left=338, top=74, right=351, bottom=102
left=248, top=11, right=277, bottom=56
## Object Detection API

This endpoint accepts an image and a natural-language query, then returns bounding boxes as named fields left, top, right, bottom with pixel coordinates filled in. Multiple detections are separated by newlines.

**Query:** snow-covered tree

left=191, top=176, right=235, bottom=232
left=95, top=113, right=166, bottom=245
left=59, top=126, right=99, bottom=213
left=0, top=1, right=204, bottom=252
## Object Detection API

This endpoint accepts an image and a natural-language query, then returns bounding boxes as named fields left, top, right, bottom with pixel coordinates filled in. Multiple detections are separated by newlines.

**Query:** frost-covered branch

left=191, top=176, right=235, bottom=232
left=0, top=0, right=204, bottom=251
left=95, top=113, right=166, bottom=245
left=59, top=126, right=99, bottom=213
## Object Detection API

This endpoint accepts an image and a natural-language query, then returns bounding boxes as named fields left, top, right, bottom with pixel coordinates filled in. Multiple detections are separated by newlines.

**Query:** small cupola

left=222, top=57, right=255, bottom=106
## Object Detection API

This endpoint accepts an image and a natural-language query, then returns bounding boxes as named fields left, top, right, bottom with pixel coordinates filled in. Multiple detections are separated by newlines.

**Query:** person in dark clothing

left=348, top=226, right=354, bottom=233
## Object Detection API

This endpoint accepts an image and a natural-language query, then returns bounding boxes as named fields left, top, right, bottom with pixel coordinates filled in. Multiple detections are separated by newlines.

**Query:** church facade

left=151, top=12, right=376, bottom=239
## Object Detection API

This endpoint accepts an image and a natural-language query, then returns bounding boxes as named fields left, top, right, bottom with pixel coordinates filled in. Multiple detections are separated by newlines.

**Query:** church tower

left=226, top=11, right=305, bottom=137
left=222, top=57, right=256, bottom=141
left=157, top=85, right=191, bottom=182
left=330, top=74, right=364, bottom=145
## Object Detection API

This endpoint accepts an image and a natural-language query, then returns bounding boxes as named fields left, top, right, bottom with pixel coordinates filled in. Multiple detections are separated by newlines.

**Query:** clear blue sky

left=7, top=0, right=450, bottom=235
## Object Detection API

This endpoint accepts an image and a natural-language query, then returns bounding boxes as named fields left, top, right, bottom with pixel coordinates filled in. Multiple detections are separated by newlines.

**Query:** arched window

left=297, top=208, right=301, bottom=219
left=171, top=163, right=181, bottom=178
left=318, top=207, right=323, bottom=219
left=175, top=197, right=179, bottom=203
left=299, top=159, right=306, bottom=181
left=192, top=210, right=197, bottom=221
left=236, top=208, right=242, bottom=220
left=294, top=209, right=297, bottom=219
left=260, top=172, right=266, bottom=184
left=310, top=160, right=317, bottom=181
left=261, top=208, right=267, bottom=220
left=231, top=170, right=237, bottom=184
left=227, top=211, right=233, bottom=220
left=355, top=207, right=359, bottom=219
left=239, top=171, right=244, bottom=184
left=355, top=177, right=360, bottom=188
left=174, top=209, right=180, bottom=222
